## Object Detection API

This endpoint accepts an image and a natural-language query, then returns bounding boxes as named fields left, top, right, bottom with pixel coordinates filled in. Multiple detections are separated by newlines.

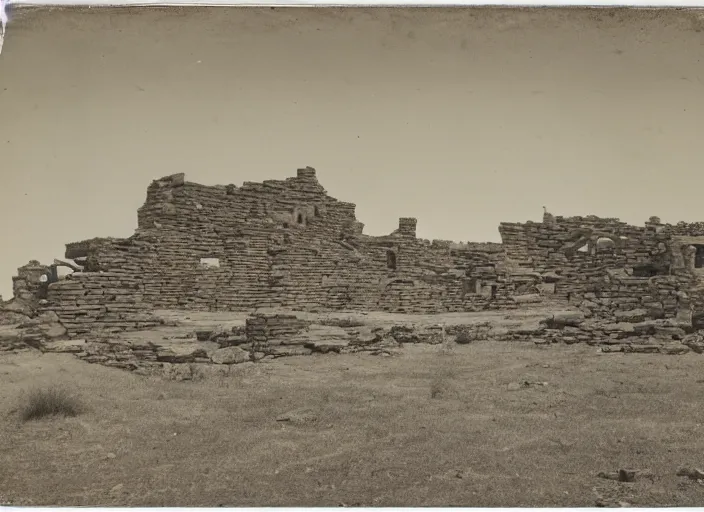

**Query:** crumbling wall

left=0, top=261, right=51, bottom=325
left=11, top=261, right=51, bottom=307
left=74, top=167, right=512, bottom=316
left=42, top=236, right=161, bottom=336
left=245, top=313, right=314, bottom=357
left=499, top=212, right=704, bottom=323
left=46, top=271, right=160, bottom=337
left=16, top=167, right=704, bottom=333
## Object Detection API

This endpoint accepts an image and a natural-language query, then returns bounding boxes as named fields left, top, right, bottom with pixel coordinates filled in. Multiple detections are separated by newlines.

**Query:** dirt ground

left=2, top=333, right=704, bottom=506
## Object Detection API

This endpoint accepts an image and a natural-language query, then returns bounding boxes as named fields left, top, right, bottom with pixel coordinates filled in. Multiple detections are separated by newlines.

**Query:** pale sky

left=1, top=7, right=703, bottom=299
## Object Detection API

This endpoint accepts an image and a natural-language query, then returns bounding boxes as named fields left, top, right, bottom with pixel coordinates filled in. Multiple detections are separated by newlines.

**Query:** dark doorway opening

left=387, top=251, right=397, bottom=270
left=297, top=213, right=304, bottom=224
left=694, top=245, right=704, bottom=268
left=490, top=285, right=497, bottom=299
left=632, top=263, right=668, bottom=277
left=693, top=311, right=704, bottom=330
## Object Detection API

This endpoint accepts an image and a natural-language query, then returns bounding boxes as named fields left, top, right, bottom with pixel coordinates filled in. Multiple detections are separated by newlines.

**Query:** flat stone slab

left=210, top=346, right=250, bottom=364
left=155, top=341, right=219, bottom=363
left=43, top=338, right=88, bottom=353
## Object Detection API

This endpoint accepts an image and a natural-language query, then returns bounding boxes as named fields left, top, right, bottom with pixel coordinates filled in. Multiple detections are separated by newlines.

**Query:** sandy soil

left=2, top=336, right=704, bottom=506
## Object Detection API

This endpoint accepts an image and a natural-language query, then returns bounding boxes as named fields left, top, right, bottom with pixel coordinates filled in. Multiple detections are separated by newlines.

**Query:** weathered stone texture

left=499, top=213, right=704, bottom=324
left=45, top=271, right=159, bottom=336
left=52, top=168, right=511, bottom=319
left=6, top=167, right=704, bottom=339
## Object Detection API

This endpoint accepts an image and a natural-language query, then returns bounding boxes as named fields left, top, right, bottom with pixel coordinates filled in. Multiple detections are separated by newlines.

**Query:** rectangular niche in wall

left=537, top=282, right=556, bottom=295
left=694, top=245, right=704, bottom=269
left=200, top=257, right=220, bottom=268
left=386, top=250, right=397, bottom=270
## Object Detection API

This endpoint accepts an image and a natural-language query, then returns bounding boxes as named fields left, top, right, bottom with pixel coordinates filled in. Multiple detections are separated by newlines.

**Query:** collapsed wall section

left=45, top=237, right=160, bottom=336
left=11, top=260, right=51, bottom=307
left=498, top=212, right=703, bottom=323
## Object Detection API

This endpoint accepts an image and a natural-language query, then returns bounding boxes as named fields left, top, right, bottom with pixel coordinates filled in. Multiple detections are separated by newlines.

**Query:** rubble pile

left=498, top=310, right=699, bottom=354
left=3, top=167, right=704, bottom=372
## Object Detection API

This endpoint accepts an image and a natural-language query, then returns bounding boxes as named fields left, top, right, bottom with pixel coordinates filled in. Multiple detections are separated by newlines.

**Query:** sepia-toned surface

left=1, top=167, right=700, bottom=343
left=2, top=339, right=704, bottom=507
left=2, top=8, right=704, bottom=507
left=2, top=7, right=704, bottom=300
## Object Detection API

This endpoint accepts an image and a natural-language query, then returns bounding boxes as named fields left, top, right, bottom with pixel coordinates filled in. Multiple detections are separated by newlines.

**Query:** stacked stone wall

left=498, top=214, right=703, bottom=320
left=12, top=261, right=51, bottom=306
left=10, top=167, right=704, bottom=336
left=45, top=271, right=159, bottom=336
left=65, top=169, right=509, bottom=316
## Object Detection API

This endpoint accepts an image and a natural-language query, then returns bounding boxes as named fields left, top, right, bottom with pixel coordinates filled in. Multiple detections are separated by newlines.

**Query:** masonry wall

left=498, top=213, right=702, bottom=322
left=46, top=271, right=160, bottom=336
left=12, top=261, right=51, bottom=306
left=55, top=169, right=510, bottom=317
left=24, top=168, right=704, bottom=333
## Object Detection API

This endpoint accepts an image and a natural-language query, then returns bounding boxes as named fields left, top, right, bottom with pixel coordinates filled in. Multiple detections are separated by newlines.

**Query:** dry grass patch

left=19, top=386, right=82, bottom=422
left=4, top=337, right=704, bottom=507
left=430, top=338, right=459, bottom=399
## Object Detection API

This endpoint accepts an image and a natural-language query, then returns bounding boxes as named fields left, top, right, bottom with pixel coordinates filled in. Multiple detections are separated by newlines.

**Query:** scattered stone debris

left=598, top=468, right=655, bottom=485
left=3, top=304, right=704, bottom=375
left=683, top=333, right=704, bottom=354
left=368, top=348, right=401, bottom=357
left=275, top=408, right=319, bottom=424
left=543, top=311, right=586, bottom=328
left=598, top=469, right=636, bottom=482
left=3, top=168, right=704, bottom=374
left=676, top=467, right=704, bottom=480
left=595, top=498, right=633, bottom=508
left=507, top=381, right=549, bottom=391
left=210, top=346, right=250, bottom=364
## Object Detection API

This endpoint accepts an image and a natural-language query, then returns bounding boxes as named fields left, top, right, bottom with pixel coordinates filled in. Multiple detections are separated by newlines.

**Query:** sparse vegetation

left=454, top=331, right=474, bottom=345
left=3, top=340, right=704, bottom=507
left=429, top=365, right=457, bottom=399
left=20, top=386, right=82, bottom=421
left=186, top=363, right=205, bottom=381
left=431, top=335, right=458, bottom=398
left=429, top=375, right=446, bottom=399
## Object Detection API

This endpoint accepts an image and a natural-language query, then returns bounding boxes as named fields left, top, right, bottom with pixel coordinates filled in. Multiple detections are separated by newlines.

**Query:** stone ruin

left=3, top=167, right=704, bottom=368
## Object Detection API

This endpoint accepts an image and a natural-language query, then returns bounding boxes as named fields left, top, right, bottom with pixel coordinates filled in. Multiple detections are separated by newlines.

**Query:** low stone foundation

left=496, top=310, right=700, bottom=354
left=46, top=272, right=161, bottom=336
left=3, top=308, right=702, bottom=378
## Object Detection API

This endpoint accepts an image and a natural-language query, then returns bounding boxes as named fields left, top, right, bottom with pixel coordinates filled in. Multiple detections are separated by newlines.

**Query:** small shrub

left=439, top=339, right=455, bottom=356
left=430, top=373, right=457, bottom=399
left=185, top=363, right=205, bottom=382
left=429, top=366, right=458, bottom=399
left=455, top=332, right=474, bottom=345
left=430, top=377, right=446, bottom=399
left=20, top=387, right=82, bottom=421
